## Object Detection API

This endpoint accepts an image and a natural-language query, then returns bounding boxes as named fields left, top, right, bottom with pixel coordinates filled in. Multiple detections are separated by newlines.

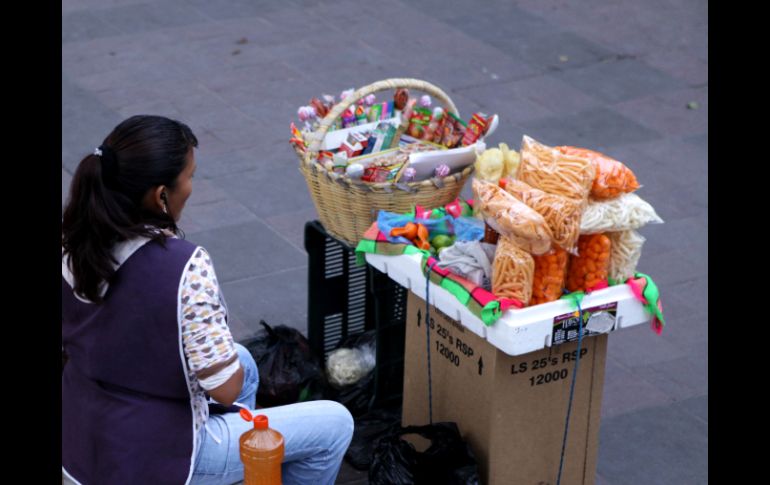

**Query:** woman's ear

left=151, top=185, right=168, bottom=212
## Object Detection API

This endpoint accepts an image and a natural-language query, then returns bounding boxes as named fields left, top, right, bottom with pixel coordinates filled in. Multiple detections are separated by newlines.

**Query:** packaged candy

left=423, top=107, right=444, bottom=141
left=394, top=89, right=409, bottom=111
left=441, top=112, right=466, bottom=148
left=368, top=103, right=383, bottom=122
left=341, top=108, right=357, bottom=128
left=462, top=112, right=489, bottom=146
left=346, top=163, right=365, bottom=180
left=434, top=163, right=450, bottom=178
left=355, top=105, right=368, bottom=125
left=310, top=97, right=330, bottom=118
left=407, top=107, right=432, bottom=139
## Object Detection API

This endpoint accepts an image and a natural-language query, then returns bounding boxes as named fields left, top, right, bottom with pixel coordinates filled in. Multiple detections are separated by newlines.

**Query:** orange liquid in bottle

left=239, top=412, right=284, bottom=485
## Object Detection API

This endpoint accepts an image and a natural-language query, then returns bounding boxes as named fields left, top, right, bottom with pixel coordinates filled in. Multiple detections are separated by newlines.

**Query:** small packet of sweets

left=407, top=107, right=432, bottom=139
left=462, top=112, right=490, bottom=146
left=441, top=112, right=466, bottom=148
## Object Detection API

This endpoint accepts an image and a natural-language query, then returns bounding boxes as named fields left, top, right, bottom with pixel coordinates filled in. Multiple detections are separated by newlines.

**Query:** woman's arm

left=180, top=247, right=245, bottom=406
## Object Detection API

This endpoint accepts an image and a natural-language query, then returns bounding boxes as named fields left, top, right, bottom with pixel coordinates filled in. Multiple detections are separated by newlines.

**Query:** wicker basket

left=293, top=78, right=475, bottom=246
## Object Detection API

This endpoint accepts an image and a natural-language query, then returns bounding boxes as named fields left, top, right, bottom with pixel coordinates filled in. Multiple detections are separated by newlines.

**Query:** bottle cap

left=240, top=408, right=254, bottom=422
left=254, top=415, right=268, bottom=430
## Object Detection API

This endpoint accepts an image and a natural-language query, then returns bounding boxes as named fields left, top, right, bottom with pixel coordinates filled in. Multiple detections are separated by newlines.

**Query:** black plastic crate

left=304, top=220, right=407, bottom=411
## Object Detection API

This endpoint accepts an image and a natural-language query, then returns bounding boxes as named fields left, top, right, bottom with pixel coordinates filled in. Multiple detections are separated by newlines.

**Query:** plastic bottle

left=239, top=409, right=285, bottom=485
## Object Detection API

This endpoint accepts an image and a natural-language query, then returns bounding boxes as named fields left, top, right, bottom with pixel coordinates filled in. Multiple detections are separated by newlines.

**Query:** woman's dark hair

left=62, top=115, right=198, bottom=303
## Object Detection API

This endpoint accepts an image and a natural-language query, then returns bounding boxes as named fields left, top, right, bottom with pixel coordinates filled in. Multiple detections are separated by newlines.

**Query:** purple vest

left=62, top=238, right=198, bottom=485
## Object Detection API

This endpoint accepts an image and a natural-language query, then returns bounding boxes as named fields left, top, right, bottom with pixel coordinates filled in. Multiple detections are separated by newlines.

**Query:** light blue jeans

left=190, top=344, right=354, bottom=485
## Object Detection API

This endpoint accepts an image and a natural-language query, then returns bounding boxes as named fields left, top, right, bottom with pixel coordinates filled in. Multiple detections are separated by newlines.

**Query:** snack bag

left=530, top=247, right=569, bottom=305
left=499, top=143, right=521, bottom=178
left=462, top=112, right=489, bottom=146
left=473, top=179, right=553, bottom=255
left=580, top=193, right=663, bottom=234
left=475, top=148, right=505, bottom=183
left=557, top=146, right=640, bottom=200
left=566, top=234, right=611, bottom=292
left=607, top=230, right=645, bottom=283
left=500, top=178, right=583, bottom=255
left=492, top=235, right=535, bottom=305
left=518, top=135, right=595, bottom=202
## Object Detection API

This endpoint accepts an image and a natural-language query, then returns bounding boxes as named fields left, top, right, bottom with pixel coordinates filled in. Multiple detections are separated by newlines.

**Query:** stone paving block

left=264, top=208, right=321, bottom=253
left=91, top=0, right=209, bottom=36
left=62, top=0, right=148, bottom=13
left=610, top=87, right=708, bottom=138
left=601, top=355, right=674, bottom=420
left=672, top=394, right=707, bottom=425
left=62, top=31, right=177, bottom=80
left=607, top=323, right=687, bottom=369
left=438, top=2, right=561, bottom=49
left=182, top=199, right=260, bottom=235
left=62, top=77, right=123, bottom=172
left=503, top=31, right=617, bottom=72
left=450, top=82, right=554, bottom=123
left=211, top=165, right=315, bottom=219
left=498, top=74, right=602, bottom=115
left=552, top=58, right=686, bottom=105
left=187, top=0, right=286, bottom=21
left=519, top=107, right=662, bottom=148
left=72, top=54, right=190, bottom=94
left=642, top=48, right=708, bottom=87
left=220, top=266, right=309, bottom=336
left=638, top=355, right=708, bottom=402
left=597, top=402, right=708, bottom=485
left=637, top=246, right=707, bottom=288
left=187, top=220, right=306, bottom=284
left=62, top=10, right=124, bottom=43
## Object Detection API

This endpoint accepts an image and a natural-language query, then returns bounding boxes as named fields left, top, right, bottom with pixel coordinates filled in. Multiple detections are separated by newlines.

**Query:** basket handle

left=303, top=78, right=460, bottom=164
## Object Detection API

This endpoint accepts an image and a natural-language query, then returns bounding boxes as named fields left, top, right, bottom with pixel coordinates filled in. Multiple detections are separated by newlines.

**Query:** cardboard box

left=402, top=291, right=607, bottom=485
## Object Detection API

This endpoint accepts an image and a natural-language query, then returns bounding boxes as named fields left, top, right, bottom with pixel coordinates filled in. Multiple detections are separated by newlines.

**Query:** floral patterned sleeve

left=180, top=247, right=239, bottom=391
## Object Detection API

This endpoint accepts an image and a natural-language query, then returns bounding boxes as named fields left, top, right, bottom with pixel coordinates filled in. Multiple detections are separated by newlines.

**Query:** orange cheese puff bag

left=530, top=247, right=569, bottom=306
left=566, top=234, right=611, bottom=292
left=492, top=236, right=535, bottom=305
left=556, top=146, right=640, bottom=200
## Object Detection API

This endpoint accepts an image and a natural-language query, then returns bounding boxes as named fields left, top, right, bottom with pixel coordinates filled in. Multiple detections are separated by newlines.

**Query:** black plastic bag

left=369, top=422, right=481, bottom=485
left=324, top=331, right=377, bottom=417
left=242, top=320, right=325, bottom=408
left=345, top=407, right=403, bottom=470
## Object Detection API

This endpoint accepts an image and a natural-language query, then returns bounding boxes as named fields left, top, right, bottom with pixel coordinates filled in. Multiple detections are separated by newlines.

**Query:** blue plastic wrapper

left=453, top=216, right=484, bottom=242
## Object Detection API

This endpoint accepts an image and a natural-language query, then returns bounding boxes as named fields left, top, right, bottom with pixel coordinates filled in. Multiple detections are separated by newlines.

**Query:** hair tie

left=95, top=144, right=119, bottom=182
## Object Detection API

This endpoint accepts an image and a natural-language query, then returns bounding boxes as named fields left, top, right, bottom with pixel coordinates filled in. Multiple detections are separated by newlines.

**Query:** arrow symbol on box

left=478, top=356, right=484, bottom=375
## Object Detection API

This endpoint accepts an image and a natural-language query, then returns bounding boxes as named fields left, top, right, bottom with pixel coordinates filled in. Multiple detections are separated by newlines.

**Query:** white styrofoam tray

left=365, top=252, right=653, bottom=356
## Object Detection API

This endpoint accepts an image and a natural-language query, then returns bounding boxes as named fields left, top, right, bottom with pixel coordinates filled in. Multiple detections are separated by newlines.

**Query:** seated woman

left=61, top=115, right=354, bottom=485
